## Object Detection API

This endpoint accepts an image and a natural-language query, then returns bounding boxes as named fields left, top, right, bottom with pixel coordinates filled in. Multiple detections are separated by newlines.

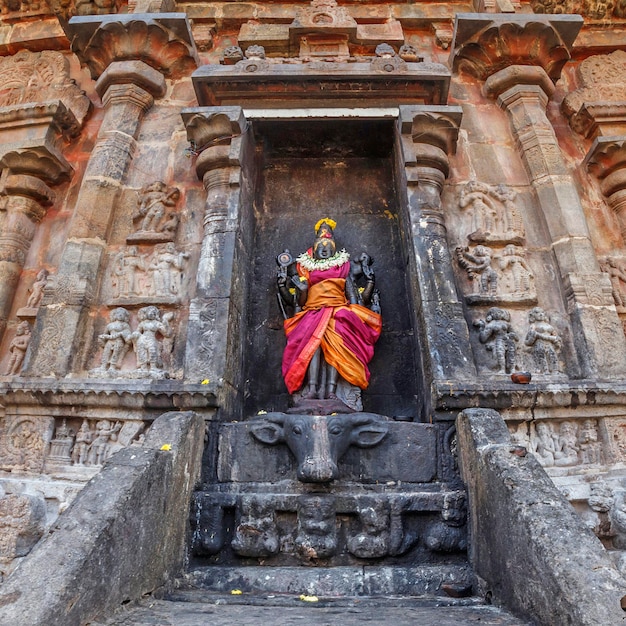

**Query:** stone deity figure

left=25, top=268, right=49, bottom=309
left=87, top=420, right=121, bottom=466
left=553, top=421, right=579, bottom=467
left=499, top=245, right=534, bottom=294
left=600, top=257, right=626, bottom=308
left=5, top=321, right=31, bottom=376
left=131, top=305, right=173, bottom=373
left=71, top=420, right=93, bottom=465
left=97, top=307, right=132, bottom=371
left=524, top=307, right=561, bottom=374
left=531, top=422, right=556, bottom=467
left=149, top=243, right=189, bottom=296
left=474, top=307, right=518, bottom=374
left=578, top=419, right=602, bottom=465
left=459, top=180, right=501, bottom=236
left=114, top=246, right=146, bottom=297
left=277, top=218, right=381, bottom=409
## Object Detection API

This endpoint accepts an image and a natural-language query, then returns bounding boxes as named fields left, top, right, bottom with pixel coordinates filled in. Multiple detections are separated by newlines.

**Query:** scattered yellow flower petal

left=299, top=594, right=319, bottom=602
left=160, top=444, right=172, bottom=451
left=331, top=412, right=338, bottom=416
left=289, top=288, right=296, bottom=295
left=299, top=276, right=307, bottom=282
left=257, top=410, right=267, bottom=415
left=231, top=589, right=242, bottom=595
left=201, top=379, right=210, bottom=385
left=358, top=287, right=365, bottom=293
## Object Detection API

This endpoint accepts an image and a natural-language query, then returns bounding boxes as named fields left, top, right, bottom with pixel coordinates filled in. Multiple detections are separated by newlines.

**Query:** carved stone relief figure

left=231, top=496, right=280, bottom=557
left=129, top=182, right=181, bottom=243
left=455, top=245, right=498, bottom=297
left=530, top=422, right=557, bottom=467
left=524, top=307, right=562, bottom=374
left=600, top=257, right=626, bottom=309
left=553, top=421, right=579, bottom=467
left=71, top=420, right=92, bottom=465
left=131, top=306, right=174, bottom=376
left=112, top=246, right=147, bottom=298
left=1, top=416, right=53, bottom=473
left=499, top=245, right=535, bottom=297
left=26, top=269, right=49, bottom=309
left=111, top=244, right=188, bottom=301
left=459, top=181, right=524, bottom=245
left=87, top=420, right=122, bottom=466
left=148, top=243, right=189, bottom=296
left=347, top=498, right=390, bottom=558
left=424, top=495, right=468, bottom=553
left=473, top=307, right=518, bottom=374
left=578, top=419, right=602, bottom=465
left=295, top=495, right=337, bottom=560
left=96, top=307, right=133, bottom=373
left=4, top=321, right=31, bottom=376
left=46, top=419, right=74, bottom=466
left=589, top=481, right=614, bottom=539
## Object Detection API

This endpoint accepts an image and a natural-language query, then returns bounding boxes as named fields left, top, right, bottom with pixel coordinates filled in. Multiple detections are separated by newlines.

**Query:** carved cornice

left=450, top=13, right=583, bottom=82
left=66, top=14, right=199, bottom=80
left=399, top=106, right=463, bottom=156
left=0, top=379, right=218, bottom=411
left=529, top=0, right=626, bottom=21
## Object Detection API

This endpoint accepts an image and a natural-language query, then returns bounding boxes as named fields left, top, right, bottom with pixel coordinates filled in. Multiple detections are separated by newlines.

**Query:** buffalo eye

left=329, top=424, right=343, bottom=436
left=292, top=424, right=303, bottom=435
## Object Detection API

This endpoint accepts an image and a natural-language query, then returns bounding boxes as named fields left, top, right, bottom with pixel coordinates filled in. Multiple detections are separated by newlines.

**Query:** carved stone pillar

left=452, top=14, right=626, bottom=378
left=182, top=107, right=252, bottom=413
left=0, top=175, right=54, bottom=338
left=25, top=15, right=198, bottom=377
left=398, top=105, right=477, bottom=387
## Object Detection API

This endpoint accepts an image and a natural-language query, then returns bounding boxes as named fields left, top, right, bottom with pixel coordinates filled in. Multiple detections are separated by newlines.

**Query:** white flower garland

left=296, top=249, right=350, bottom=271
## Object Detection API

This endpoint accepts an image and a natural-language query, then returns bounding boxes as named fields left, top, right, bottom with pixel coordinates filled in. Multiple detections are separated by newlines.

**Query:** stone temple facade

left=2, top=0, right=626, bottom=624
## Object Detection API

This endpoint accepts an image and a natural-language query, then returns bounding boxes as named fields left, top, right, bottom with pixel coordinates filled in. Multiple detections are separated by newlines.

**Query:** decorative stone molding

left=451, top=13, right=583, bottom=83
left=66, top=14, right=199, bottom=81
left=562, top=51, right=626, bottom=138
left=529, top=0, right=626, bottom=20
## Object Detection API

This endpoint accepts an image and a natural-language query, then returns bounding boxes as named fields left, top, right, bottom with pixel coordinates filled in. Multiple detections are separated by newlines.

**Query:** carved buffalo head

left=250, top=412, right=388, bottom=483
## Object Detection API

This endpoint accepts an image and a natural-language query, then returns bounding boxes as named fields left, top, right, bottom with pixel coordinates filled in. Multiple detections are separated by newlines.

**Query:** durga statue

left=276, top=218, right=382, bottom=413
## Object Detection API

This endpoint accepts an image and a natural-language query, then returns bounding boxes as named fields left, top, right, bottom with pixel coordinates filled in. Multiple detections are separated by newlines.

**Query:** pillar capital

left=96, top=61, right=167, bottom=101
left=182, top=107, right=247, bottom=181
left=483, top=65, right=555, bottom=106
left=66, top=14, right=199, bottom=82
left=450, top=13, right=582, bottom=84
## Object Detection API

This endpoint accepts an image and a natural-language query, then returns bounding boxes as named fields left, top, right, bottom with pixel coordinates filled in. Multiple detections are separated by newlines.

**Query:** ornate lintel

left=66, top=13, right=199, bottom=80
left=450, top=13, right=583, bottom=82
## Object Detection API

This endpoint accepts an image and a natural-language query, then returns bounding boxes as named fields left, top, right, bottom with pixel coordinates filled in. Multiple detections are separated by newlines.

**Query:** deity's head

left=313, top=237, right=336, bottom=259
left=314, top=217, right=336, bottom=239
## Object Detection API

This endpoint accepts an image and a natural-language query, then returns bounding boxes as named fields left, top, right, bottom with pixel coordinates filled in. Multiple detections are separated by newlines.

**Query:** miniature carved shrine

left=1, top=0, right=626, bottom=620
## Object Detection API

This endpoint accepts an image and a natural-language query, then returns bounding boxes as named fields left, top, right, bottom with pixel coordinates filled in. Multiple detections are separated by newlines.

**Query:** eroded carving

left=347, top=498, right=390, bottom=558
left=0, top=50, right=90, bottom=129
left=455, top=245, right=498, bottom=297
left=424, top=495, right=468, bottom=553
left=231, top=496, right=280, bottom=557
left=131, top=306, right=174, bottom=377
left=459, top=181, right=525, bottom=245
left=530, top=420, right=604, bottom=468
left=95, top=307, right=133, bottom=373
left=296, top=495, right=337, bottom=560
left=524, top=307, right=562, bottom=374
left=1, top=416, right=53, bottom=473
left=16, top=269, right=50, bottom=319
left=0, top=493, right=45, bottom=565
left=600, top=257, right=626, bottom=309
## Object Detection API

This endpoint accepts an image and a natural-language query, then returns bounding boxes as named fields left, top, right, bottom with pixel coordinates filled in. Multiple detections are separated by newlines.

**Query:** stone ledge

left=0, top=410, right=205, bottom=626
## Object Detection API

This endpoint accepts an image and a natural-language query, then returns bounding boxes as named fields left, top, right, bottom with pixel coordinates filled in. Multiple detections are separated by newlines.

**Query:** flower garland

left=296, top=248, right=350, bottom=271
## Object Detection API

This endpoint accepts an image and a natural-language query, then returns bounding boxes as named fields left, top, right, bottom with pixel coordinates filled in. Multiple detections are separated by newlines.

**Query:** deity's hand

left=277, top=266, right=287, bottom=288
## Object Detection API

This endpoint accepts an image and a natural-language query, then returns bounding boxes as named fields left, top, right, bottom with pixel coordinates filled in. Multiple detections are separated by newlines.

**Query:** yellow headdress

left=314, top=217, right=337, bottom=234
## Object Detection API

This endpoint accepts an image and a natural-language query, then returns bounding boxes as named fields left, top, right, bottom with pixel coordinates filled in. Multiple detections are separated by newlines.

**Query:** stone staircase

left=93, top=587, right=531, bottom=625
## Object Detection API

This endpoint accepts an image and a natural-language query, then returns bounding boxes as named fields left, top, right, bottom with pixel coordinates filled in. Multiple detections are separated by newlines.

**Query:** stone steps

left=93, top=592, right=532, bottom=625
